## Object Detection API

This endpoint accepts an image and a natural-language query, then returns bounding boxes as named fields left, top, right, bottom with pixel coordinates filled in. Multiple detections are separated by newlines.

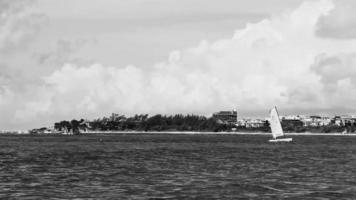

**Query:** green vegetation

left=53, top=114, right=243, bottom=133
left=54, top=119, right=87, bottom=134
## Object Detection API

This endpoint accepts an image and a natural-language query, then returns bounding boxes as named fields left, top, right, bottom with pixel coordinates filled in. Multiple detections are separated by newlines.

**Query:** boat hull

left=269, top=138, right=293, bottom=142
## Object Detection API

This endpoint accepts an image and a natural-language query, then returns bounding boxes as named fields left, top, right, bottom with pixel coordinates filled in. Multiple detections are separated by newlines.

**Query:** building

left=236, top=119, right=246, bottom=127
left=245, top=119, right=266, bottom=128
left=335, top=115, right=356, bottom=126
left=282, top=115, right=304, bottom=120
left=235, top=118, right=267, bottom=128
left=301, top=115, right=331, bottom=127
left=213, top=110, right=237, bottom=124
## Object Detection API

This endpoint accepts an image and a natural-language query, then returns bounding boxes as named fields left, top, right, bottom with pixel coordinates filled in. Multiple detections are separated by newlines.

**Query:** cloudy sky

left=1, top=0, right=356, bottom=130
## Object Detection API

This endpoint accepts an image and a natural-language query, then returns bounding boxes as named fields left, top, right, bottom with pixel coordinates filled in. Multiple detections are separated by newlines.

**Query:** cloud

left=0, top=0, right=47, bottom=53
left=36, top=38, right=96, bottom=66
left=7, top=0, right=356, bottom=128
left=316, top=0, right=356, bottom=39
left=311, top=53, right=356, bottom=106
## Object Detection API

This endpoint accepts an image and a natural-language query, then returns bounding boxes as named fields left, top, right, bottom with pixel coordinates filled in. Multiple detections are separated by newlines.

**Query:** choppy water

left=0, top=134, right=355, bottom=199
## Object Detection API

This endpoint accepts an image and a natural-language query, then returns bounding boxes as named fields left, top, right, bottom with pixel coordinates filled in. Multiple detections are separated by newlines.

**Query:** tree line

left=52, top=113, right=244, bottom=133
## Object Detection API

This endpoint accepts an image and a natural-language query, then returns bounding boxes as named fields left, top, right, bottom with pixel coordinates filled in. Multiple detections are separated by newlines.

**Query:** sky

left=1, top=0, right=356, bottom=130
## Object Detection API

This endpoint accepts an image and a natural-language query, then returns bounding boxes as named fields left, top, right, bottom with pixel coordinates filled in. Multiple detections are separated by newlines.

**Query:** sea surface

left=0, top=133, right=355, bottom=199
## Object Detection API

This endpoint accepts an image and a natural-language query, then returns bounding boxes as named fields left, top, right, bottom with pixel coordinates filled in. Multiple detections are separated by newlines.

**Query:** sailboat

left=268, top=106, right=293, bottom=142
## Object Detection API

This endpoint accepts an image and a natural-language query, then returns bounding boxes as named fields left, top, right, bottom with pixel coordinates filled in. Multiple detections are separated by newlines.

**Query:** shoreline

left=81, top=131, right=356, bottom=136
left=2, top=131, right=356, bottom=136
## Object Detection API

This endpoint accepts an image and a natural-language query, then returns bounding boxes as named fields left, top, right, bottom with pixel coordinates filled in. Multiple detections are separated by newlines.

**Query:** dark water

left=0, top=134, right=355, bottom=199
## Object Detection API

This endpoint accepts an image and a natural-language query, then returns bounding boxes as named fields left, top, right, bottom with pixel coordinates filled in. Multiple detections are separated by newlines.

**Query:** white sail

left=269, top=107, right=284, bottom=139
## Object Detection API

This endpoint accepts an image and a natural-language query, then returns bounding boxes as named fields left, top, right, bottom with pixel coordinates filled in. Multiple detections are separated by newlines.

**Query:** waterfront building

left=301, top=115, right=331, bottom=127
left=332, top=116, right=343, bottom=126
left=282, top=115, right=304, bottom=120
left=245, top=119, right=266, bottom=128
left=213, top=110, right=237, bottom=124
left=338, top=115, right=356, bottom=126
left=236, top=119, right=246, bottom=127
left=319, top=116, right=332, bottom=126
left=329, top=115, right=355, bottom=126
left=236, top=118, right=267, bottom=128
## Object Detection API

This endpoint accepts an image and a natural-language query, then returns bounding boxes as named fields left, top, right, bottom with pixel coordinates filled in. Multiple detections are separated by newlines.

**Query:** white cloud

left=316, top=0, right=356, bottom=39
left=311, top=53, right=356, bottom=106
left=0, top=0, right=47, bottom=53
left=35, top=38, right=96, bottom=67
left=6, top=0, right=356, bottom=128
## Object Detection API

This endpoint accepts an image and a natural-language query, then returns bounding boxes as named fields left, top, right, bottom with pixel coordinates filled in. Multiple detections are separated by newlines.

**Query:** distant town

left=213, top=110, right=355, bottom=133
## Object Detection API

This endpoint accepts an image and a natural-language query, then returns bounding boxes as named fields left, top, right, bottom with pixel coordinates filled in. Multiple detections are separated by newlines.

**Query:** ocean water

left=0, top=134, right=355, bottom=199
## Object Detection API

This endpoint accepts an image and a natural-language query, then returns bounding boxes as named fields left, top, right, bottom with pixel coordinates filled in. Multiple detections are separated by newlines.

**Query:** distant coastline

left=28, top=112, right=356, bottom=135
left=78, top=131, right=356, bottom=136
left=2, top=131, right=356, bottom=136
